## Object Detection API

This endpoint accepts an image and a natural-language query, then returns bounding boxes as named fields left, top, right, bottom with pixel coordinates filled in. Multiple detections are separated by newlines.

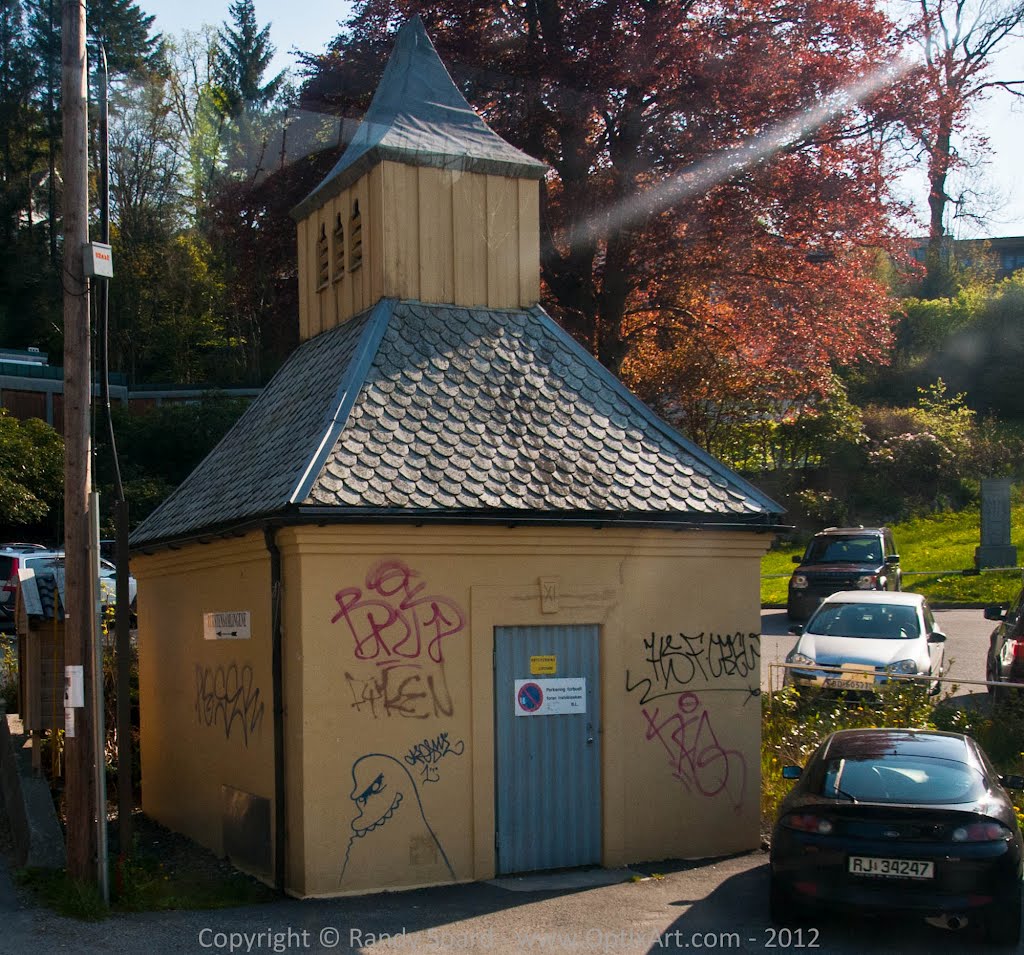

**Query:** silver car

left=785, top=591, right=946, bottom=692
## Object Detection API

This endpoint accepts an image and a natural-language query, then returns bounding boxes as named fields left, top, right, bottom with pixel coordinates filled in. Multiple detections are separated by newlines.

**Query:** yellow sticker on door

left=530, top=655, right=557, bottom=675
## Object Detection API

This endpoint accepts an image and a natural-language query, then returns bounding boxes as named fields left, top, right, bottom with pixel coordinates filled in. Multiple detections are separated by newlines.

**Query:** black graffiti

left=344, top=662, right=454, bottom=720
left=625, top=631, right=760, bottom=703
left=194, top=663, right=265, bottom=746
left=403, top=731, right=466, bottom=783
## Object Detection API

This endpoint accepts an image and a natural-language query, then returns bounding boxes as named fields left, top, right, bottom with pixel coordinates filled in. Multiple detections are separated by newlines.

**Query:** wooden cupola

left=292, top=18, right=549, bottom=341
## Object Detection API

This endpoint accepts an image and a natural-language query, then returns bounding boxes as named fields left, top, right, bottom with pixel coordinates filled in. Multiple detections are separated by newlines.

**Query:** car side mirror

left=792, top=555, right=803, bottom=564
left=782, top=766, right=802, bottom=780
left=927, top=631, right=946, bottom=644
left=789, top=625, right=804, bottom=636
left=1000, top=774, right=1024, bottom=791
left=885, top=554, right=899, bottom=564
left=984, top=605, right=1007, bottom=622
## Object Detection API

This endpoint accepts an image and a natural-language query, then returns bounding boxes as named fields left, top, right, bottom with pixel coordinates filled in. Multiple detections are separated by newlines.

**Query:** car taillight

left=782, top=813, right=834, bottom=834
left=1013, top=640, right=1024, bottom=662
left=951, top=822, right=1011, bottom=842
left=2, top=558, right=19, bottom=593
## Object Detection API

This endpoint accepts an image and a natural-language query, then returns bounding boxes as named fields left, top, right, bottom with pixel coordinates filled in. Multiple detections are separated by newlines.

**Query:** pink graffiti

left=641, top=692, right=746, bottom=809
left=331, top=559, right=466, bottom=663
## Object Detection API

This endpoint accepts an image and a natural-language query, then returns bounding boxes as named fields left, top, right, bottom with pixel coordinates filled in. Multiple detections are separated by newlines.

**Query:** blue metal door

left=494, top=625, right=601, bottom=874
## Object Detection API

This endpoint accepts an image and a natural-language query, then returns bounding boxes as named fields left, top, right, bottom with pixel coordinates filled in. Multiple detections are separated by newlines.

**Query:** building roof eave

left=130, top=506, right=792, bottom=558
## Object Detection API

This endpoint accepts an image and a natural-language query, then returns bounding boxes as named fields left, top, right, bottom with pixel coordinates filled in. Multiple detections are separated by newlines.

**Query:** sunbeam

left=564, top=57, right=913, bottom=248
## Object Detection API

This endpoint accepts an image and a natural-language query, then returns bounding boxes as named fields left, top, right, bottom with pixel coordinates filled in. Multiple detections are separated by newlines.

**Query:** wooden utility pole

left=61, top=0, right=98, bottom=883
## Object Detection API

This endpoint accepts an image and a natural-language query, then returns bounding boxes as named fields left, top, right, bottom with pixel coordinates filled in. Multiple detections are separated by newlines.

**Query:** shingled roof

left=130, top=300, right=782, bottom=549
left=291, top=16, right=548, bottom=222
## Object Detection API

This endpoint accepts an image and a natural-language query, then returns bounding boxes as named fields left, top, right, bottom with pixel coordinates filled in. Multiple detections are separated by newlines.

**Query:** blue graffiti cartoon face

left=349, top=755, right=406, bottom=834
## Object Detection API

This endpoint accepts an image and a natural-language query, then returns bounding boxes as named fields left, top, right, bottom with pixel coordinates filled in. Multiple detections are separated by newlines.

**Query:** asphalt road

left=760, top=607, right=995, bottom=697
left=1, top=849, right=1012, bottom=954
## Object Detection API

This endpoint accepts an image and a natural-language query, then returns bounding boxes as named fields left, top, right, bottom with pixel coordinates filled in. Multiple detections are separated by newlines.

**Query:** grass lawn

left=762, top=505, right=1024, bottom=606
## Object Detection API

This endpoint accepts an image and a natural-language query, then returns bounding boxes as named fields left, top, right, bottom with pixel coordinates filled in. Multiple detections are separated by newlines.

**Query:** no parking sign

left=513, top=678, right=586, bottom=716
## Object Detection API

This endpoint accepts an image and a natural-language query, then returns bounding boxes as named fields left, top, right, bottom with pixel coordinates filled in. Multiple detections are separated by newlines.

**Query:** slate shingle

left=131, top=299, right=782, bottom=549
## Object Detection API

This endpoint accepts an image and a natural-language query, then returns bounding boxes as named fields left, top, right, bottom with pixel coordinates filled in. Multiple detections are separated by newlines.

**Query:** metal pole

left=89, top=493, right=109, bottom=904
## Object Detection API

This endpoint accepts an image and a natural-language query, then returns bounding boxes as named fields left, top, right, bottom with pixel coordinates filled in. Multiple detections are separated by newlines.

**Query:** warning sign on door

left=530, top=655, right=557, bottom=675
left=513, top=678, right=586, bottom=716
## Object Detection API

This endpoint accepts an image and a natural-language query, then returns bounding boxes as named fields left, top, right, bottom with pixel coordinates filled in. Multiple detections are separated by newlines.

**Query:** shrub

left=1, top=638, right=17, bottom=711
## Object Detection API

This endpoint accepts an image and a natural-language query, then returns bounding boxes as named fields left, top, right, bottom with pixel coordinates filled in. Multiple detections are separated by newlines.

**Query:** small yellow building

left=130, top=18, right=784, bottom=898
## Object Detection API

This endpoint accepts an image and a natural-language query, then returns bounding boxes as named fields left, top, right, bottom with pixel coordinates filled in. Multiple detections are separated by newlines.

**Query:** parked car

left=770, top=728, right=1023, bottom=943
left=787, top=526, right=901, bottom=622
left=1, top=546, right=62, bottom=630
left=40, top=554, right=138, bottom=608
left=984, top=584, right=1024, bottom=698
left=784, top=591, right=945, bottom=692
left=1, top=550, right=136, bottom=628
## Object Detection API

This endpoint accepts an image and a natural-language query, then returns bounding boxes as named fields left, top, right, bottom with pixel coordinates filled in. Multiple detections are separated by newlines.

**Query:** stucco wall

left=135, top=523, right=768, bottom=897
left=282, top=524, right=768, bottom=898
left=134, top=535, right=274, bottom=867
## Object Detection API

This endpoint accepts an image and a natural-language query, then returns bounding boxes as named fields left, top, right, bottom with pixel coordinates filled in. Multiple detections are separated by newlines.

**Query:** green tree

left=213, top=0, right=284, bottom=117
left=212, top=0, right=286, bottom=179
left=96, top=395, right=251, bottom=526
left=0, top=410, right=63, bottom=530
left=926, top=274, right=1024, bottom=417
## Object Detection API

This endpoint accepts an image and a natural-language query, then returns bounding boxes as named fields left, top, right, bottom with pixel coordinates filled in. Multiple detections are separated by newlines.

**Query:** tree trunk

left=923, top=122, right=952, bottom=297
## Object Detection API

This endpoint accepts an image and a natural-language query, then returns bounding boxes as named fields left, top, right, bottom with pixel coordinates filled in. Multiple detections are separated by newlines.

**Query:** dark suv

left=787, top=526, right=902, bottom=621
left=985, top=586, right=1024, bottom=696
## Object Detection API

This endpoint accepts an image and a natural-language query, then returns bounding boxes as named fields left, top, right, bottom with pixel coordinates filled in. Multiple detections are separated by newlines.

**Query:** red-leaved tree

left=296, top=0, right=915, bottom=446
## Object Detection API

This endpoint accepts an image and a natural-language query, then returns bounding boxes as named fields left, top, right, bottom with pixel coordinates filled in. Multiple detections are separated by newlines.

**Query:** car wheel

left=984, top=892, right=1021, bottom=946
left=769, top=878, right=806, bottom=925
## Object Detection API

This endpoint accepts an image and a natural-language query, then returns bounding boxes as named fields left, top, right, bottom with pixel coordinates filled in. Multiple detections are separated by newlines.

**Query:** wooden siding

left=452, top=171, right=488, bottom=307
left=297, top=164, right=541, bottom=341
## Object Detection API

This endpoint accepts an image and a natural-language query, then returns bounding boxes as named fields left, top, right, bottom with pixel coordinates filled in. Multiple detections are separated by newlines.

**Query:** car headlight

left=787, top=651, right=815, bottom=667
left=855, top=574, right=879, bottom=589
left=886, top=659, right=918, bottom=674
left=790, top=574, right=808, bottom=589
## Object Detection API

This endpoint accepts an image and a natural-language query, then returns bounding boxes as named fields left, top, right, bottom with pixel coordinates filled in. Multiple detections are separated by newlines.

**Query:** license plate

left=848, top=856, right=934, bottom=879
left=824, top=678, right=876, bottom=690
left=824, top=666, right=875, bottom=690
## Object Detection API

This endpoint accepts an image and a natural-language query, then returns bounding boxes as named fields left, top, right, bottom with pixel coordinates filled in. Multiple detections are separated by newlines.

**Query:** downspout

left=264, top=527, right=286, bottom=893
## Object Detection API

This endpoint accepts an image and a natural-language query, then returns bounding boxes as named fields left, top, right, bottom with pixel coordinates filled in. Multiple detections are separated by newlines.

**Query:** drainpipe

left=264, top=527, right=286, bottom=893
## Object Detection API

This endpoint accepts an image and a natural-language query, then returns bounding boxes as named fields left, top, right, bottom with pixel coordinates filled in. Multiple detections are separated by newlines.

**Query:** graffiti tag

left=344, top=662, right=454, bottom=720
left=626, top=631, right=760, bottom=702
left=404, top=731, right=465, bottom=783
left=194, top=662, right=265, bottom=746
left=332, top=559, right=466, bottom=663
left=641, top=692, right=746, bottom=808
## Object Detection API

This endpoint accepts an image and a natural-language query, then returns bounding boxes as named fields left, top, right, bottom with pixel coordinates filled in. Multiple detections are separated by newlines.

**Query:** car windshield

left=821, top=755, right=985, bottom=805
left=803, top=535, right=883, bottom=564
left=806, top=602, right=920, bottom=639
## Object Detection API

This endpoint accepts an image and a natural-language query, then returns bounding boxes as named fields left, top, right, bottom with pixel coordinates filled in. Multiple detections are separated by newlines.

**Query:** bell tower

left=292, top=18, right=549, bottom=341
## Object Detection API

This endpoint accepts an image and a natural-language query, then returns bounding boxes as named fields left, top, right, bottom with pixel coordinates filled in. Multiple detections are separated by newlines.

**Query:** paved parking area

left=0, top=847, right=1007, bottom=954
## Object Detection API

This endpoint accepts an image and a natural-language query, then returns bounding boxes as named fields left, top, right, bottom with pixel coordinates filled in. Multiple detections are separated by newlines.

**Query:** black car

left=787, top=527, right=901, bottom=622
left=984, top=585, right=1024, bottom=698
left=770, top=728, right=1023, bottom=942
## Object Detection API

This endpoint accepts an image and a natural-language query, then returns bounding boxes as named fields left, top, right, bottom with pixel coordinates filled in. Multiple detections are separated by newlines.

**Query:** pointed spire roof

left=292, top=17, right=548, bottom=222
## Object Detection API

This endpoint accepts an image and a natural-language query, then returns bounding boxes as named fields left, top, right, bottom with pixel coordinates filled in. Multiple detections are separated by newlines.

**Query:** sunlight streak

left=565, top=58, right=913, bottom=247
